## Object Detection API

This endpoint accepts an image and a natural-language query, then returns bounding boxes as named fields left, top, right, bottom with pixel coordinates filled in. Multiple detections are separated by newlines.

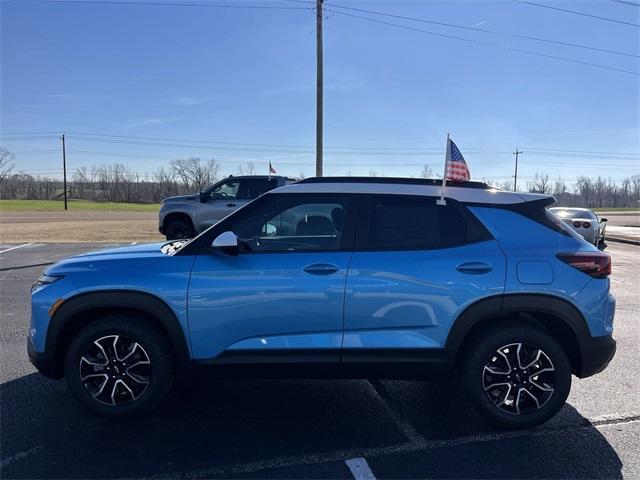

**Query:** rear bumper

left=577, top=335, right=616, bottom=378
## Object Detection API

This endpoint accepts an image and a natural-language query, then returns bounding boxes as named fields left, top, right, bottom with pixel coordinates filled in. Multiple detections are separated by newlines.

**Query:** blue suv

left=28, top=177, right=616, bottom=429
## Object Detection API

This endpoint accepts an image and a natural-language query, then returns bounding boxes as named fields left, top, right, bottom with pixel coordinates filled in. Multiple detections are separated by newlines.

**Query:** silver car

left=159, top=175, right=294, bottom=240
left=549, top=207, right=607, bottom=248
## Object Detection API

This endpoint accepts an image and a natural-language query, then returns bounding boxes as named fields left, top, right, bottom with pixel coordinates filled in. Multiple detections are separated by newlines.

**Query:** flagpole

left=437, top=133, right=450, bottom=206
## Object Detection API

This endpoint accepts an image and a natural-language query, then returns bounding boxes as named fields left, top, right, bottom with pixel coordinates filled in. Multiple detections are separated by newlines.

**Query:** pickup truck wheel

left=165, top=219, right=195, bottom=240
left=461, top=322, right=571, bottom=430
left=64, top=315, right=175, bottom=419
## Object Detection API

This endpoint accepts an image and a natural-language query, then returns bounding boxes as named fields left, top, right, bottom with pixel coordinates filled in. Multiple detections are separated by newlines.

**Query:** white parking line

left=0, top=243, right=33, bottom=254
left=346, top=457, right=376, bottom=480
left=0, top=446, right=44, bottom=468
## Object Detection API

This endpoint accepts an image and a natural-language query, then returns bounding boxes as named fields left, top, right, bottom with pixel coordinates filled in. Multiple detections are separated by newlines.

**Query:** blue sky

left=1, top=0, right=639, bottom=185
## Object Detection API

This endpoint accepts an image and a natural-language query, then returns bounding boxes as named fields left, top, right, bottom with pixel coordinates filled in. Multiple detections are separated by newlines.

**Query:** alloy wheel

left=79, top=335, right=151, bottom=406
left=482, top=342, right=556, bottom=415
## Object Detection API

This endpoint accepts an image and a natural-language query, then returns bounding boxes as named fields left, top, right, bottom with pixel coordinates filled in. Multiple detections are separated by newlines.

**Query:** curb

left=606, top=236, right=640, bottom=246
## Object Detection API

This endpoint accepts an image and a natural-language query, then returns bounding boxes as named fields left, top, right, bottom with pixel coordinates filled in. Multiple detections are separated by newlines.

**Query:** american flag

left=446, top=138, right=470, bottom=182
left=268, top=161, right=276, bottom=175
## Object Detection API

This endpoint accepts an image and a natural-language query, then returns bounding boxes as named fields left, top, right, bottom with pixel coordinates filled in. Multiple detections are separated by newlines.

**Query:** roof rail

left=297, top=176, right=491, bottom=190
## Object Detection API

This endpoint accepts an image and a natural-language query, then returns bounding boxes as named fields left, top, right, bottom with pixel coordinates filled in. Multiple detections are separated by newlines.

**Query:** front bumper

left=27, top=336, right=61, bottom=379
left=577, top=335, right=616, bottom=378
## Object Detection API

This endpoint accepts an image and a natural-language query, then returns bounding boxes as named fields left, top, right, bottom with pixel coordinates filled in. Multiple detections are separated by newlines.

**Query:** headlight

left=31, top=274, right=64, bottom=292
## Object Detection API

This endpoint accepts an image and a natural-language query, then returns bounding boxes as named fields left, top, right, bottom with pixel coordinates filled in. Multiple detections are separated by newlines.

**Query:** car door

left=198, top=178, right=243, bottom=231
left=187, top=194, right=357, bottom=363
left=343, top=194, right=506, bottom=357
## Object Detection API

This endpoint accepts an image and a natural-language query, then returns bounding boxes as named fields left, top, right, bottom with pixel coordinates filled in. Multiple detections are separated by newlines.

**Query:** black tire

left=460, top=322, right=571, bottom=430
left=64, top=315, right=175, bottom=419
left=165, top=218, right=195, bottom=240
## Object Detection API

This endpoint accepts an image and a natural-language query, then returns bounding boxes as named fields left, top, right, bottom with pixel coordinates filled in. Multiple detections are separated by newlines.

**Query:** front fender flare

left=45, top=290, right=191, bottom=378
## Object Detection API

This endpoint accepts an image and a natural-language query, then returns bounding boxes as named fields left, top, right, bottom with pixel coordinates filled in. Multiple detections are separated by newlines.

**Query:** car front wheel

left=64, top=315, right=175, bottom=418
left=165, top=218, right=195, bottom=240
left=461, top=322, right=571, bottom=430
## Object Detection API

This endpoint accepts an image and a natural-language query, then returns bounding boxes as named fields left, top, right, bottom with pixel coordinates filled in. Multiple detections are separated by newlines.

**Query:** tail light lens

left=573, top=221, right=581, bottom=228
left=557, top=252, right=611, bottom=278
left=582, top=221, right=591, bottom=228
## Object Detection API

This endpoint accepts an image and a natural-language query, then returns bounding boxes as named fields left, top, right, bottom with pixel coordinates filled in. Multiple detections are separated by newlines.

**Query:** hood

left=45, top=242, right=170, bottom=275
left=163, top=193, right=199, bottom=203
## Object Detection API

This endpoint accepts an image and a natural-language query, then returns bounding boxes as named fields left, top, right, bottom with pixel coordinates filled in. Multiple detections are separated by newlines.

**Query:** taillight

left=582, top=221, right=591, bottom=228
left=557, top=252, right=611, bottom=278
left=573, top=221, right=581, bottom=228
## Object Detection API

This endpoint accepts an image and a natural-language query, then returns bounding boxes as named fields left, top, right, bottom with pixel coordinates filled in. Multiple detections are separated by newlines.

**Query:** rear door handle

left=226, top=203, right=237, bottom=207
left=303, top=263, right=339, bottom=275
left=456, top=262, right=493, bottom=274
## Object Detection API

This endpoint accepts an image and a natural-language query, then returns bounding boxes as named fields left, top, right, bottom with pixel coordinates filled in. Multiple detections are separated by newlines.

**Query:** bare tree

left=528, top=172, right=550, bottom=194
left=73, top=166, right=90, bottom=198
left=420, top=164, right=434, bottom=178
left=170, top=157, right=220, bottom=192
left=499, top=179, right=514, bottom=191
left=236, top=161, right=256, bottom=176
left=0, top=148, right=15, bottom=185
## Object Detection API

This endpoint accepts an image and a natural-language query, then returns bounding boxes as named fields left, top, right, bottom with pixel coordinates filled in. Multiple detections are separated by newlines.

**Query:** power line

left=326, top=9, right=640, bottom=76
left=12, top=149, right=640, bottom=167
left=512, top=0, right=640, bottom=27
left=4, top=0, right=310, bottom=10
left=525, top=147, right=640, bottom=156
left=324, top=2, right=639, bottom=58
left=608, top=0, right=640, bottom=6
left=3, top=133, right=639, bottom=158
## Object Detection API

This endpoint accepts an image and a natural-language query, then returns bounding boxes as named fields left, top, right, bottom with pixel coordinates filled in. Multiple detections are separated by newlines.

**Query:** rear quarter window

left=545, top=208, right=584, bottom=240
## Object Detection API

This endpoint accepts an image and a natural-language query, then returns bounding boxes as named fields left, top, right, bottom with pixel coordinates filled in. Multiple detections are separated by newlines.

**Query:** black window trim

left=354, top=193, right=493, bottom=252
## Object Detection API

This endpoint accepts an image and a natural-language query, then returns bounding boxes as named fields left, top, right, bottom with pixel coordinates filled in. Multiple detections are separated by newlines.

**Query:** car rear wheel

left=461, top=322, right=571, bottom=430
left=165, top=218, right=195, bottom=240
left=64, top=315, right=175, bottom=418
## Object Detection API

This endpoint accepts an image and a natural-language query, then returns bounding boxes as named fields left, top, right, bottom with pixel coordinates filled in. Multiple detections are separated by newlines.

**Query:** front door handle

left=456, top=262, right=493, bottom=274
left=226, top=203, right=237, bottom=207
left=303, top=263, right=339, bottom=275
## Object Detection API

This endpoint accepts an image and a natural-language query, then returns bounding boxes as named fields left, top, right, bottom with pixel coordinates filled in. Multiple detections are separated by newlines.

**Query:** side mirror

left=199, top=191, right=207, bottom=203
left=211, top=231, right=239, bottom=256
left=600, top=218, right=608, bottom=222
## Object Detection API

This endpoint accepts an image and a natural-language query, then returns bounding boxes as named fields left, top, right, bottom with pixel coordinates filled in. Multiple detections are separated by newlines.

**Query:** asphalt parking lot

left=1, top=242, right=638, bottom=479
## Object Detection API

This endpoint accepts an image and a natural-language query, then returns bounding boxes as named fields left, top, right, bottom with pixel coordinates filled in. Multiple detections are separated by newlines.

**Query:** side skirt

left=192, top=348, right=453, bottom=380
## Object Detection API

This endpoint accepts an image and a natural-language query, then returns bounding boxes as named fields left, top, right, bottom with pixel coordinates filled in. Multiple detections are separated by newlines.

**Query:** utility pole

left=513, top=148, right=523, bottom=192
left=61, top=133, right=68, bottom=210
left=315, top=0, right=323, bottom=177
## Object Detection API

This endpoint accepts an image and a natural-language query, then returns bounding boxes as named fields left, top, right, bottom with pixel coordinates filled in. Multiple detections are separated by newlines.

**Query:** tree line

left=0, top=148, right=638, bottom=208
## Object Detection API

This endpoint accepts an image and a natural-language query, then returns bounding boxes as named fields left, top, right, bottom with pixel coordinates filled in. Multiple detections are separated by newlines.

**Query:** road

left=600, top=212, right=639, bottom=228
left=0, top=242, right=638, bottom=479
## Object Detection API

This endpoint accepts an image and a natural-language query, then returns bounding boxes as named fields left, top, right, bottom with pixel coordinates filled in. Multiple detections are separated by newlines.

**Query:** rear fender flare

left=446, top=293, right=590, bottom=363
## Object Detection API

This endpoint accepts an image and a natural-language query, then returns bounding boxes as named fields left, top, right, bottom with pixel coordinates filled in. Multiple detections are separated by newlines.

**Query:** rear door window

left=238, top=178, right=277, bottom=200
